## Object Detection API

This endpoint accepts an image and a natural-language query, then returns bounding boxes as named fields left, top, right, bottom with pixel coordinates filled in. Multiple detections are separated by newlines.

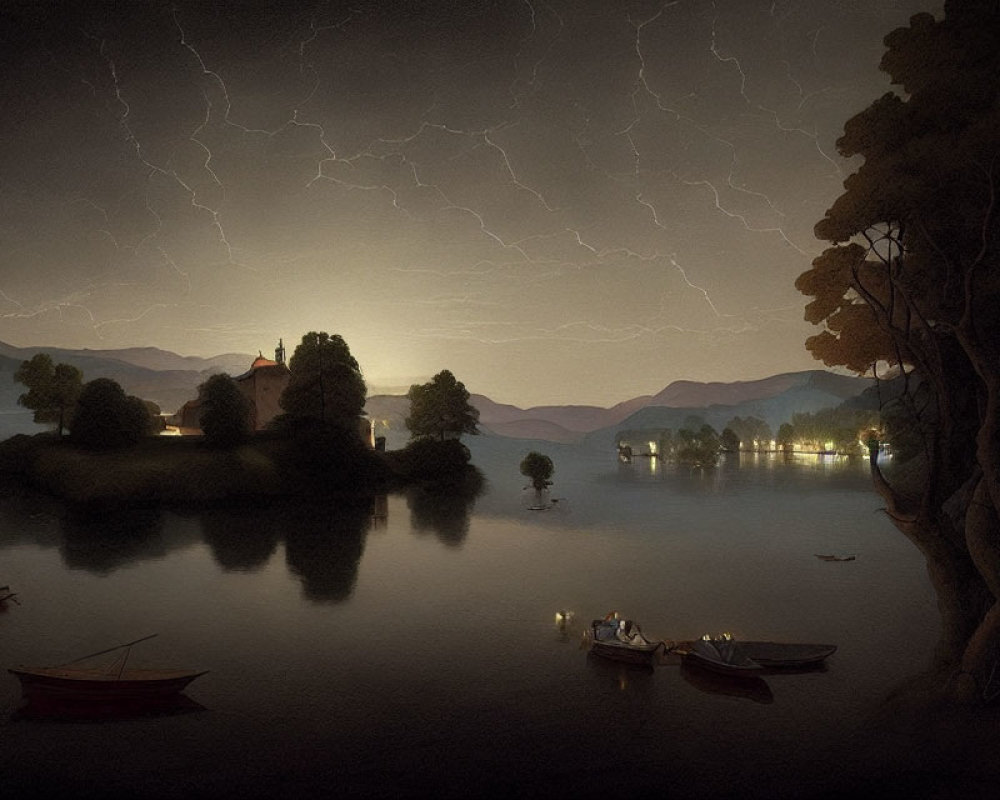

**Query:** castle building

left=235, top=344, right=291, bottom=431
left=173, top=339, right=374, bottom=446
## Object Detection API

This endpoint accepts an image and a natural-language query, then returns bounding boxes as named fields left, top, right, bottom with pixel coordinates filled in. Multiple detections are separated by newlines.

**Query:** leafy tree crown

left=280, top=331, right=367, bottom=426
left=406, top=369, right=480, bottom=441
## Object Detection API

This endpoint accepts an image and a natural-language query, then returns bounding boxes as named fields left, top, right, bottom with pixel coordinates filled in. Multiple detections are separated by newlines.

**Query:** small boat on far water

left=0, top=585, right=17, bottom=604
left=8, top=634, right=206, bottom=705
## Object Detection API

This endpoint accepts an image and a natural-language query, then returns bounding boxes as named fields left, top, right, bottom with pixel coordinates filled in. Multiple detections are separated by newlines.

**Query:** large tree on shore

left=70, top=378, right=153, bottom=450
left=796, top=1, right=1000, bottom=703
left=405, top=370, right=480, bottom=441
left=14, top=353, right=83, bottom=436
left=279, top=332, right=366, bottom=429
left=198, top=373, right=251, bottom=448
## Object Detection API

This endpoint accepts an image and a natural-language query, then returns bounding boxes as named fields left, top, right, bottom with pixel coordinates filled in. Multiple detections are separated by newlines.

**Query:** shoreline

left=0, top=432, right=483, bottom=513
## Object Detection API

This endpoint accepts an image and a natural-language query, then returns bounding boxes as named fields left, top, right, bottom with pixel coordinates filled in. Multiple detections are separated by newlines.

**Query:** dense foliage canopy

left=676, top=424, right=720, bottom=467
left=70, top=378, right=153, bottom=450
left=280, top=332, right=366, bottom=429
left=14, top=353, right=82, bottom=436
left=796, top=1, right=1000, bottom=702
left=519, top=451, right=554, bottom=492
left=405, top=370, right=480, bottom=441
left=198, top=373, right=251, bottom=448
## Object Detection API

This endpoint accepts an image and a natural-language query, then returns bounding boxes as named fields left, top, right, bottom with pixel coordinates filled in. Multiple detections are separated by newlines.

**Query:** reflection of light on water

left=791, top=452, right=869, bottom=472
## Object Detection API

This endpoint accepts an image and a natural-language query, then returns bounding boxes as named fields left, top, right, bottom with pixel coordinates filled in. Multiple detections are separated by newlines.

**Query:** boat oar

left=60, top=633, right=159, bottom=666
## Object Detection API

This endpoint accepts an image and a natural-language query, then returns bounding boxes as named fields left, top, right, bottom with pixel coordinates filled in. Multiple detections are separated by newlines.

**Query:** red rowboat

left=8, top=634, right=206, bottom=704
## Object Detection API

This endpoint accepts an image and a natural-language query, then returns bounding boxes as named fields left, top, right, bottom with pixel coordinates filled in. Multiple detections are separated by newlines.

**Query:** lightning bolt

left=628, top=3, right=814, bottom=254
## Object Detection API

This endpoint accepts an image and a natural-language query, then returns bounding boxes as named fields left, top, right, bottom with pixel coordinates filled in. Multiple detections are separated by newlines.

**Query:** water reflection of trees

left=10, top=487, right=463, bottom=597
left=199, top=508, right=280, bottom=572
left=284, top=498, right=372, bottom=603
left=0, top=487, right=61, bottom=551
left=59, top=508, right=171, bottom=574
left=52, top=499, right=378, bottom=604
left=407, top=479, right=482, bottom=548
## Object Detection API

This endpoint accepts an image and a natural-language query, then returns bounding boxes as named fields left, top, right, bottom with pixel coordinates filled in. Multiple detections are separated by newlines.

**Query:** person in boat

left=593, top=614, right=645, bottom=645
left=616, top=619, right=648, bottom=645
left=593, top=611, right=625, bottom=642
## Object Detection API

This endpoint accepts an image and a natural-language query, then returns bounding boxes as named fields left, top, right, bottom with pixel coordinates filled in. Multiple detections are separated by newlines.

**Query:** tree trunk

left=953, top=477, right=1000, bottom=702
left=870, top=452, right=990, bottom=677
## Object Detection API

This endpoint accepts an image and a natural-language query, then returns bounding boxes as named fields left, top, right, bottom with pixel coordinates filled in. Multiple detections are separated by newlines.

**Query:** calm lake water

left=0, top=433, right=975, bottom=798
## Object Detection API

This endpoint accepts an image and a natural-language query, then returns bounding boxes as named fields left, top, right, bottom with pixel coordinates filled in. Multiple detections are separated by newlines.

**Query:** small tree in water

left=520, top=451, right=554, bottom=493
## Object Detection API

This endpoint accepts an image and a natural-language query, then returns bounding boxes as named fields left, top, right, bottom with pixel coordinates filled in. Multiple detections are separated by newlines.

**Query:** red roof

left=250, top=356, right=279, bottom=370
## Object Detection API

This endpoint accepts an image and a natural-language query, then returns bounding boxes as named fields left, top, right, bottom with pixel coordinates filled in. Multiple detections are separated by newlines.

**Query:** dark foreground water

left=1, top=436, right=995, bottom=799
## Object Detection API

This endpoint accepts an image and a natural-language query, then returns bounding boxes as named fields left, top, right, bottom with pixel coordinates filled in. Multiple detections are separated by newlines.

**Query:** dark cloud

left=0, top=0, right=939, bottom=404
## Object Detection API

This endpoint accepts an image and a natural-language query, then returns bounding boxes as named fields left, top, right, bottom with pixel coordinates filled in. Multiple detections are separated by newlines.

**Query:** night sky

left=0, top=1, right=938, bottom=406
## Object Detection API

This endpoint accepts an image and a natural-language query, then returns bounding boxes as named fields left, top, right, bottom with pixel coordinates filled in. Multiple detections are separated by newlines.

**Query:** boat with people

left=681, top=633, right=837, bottom=676
left=8, top=634, right=207, bottom=704
left=0, top=585, right=16, bottom=604
left=588, top=612, right=670, bottom=666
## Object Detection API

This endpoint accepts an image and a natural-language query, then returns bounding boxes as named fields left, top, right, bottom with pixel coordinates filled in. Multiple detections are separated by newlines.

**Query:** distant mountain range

left=0, top=341, right=871, bottom=446
left=369, top=370, right=872, bottom=448
left=0, top=341, right=254, bottom=413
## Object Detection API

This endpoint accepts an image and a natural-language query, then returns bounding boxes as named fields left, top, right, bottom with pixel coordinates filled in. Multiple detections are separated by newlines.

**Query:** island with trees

left=0, top=331, right=483, bottom=511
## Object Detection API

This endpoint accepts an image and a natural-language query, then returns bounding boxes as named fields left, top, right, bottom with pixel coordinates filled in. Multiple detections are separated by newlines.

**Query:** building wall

left=236, top=364, right=289, bottom=431
left=173, top=356, right=374, bottom=447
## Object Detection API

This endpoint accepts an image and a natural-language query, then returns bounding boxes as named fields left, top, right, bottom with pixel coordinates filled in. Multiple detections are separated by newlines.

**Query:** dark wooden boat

left=588, top=614, right=668, bottom=667
left=682, top=636, right=837, bottom=675
left=590, top=636, right=665, bottom=667
left=9, top=666, right=207, bottom=702
left=0, top=585, right=17, bottom=604
left=737, top=641, right=837, bottom=667
left=683, top=636, right=764, bottom=676
left=8, top=634, right=206, bottom=704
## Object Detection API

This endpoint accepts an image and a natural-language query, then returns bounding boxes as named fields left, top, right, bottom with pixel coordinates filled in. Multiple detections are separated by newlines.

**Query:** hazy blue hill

left=646, top=370, right=866, bottom=408
left=365, top=394, right=580, bottom=447
left=471, top=395, right=650, bottom=433
left=0, top=341, right=252, bottom=374
left=467, top=372, right=868, bottom=442
left=583, top=375, right=874, bottom=448
left=0, top=340, right=256, bottom=414
left=363, top=371, right=872, bottom=447
left=479, top=418, right=582, bottom=444
left=367, top=393, right=639, bottom=447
